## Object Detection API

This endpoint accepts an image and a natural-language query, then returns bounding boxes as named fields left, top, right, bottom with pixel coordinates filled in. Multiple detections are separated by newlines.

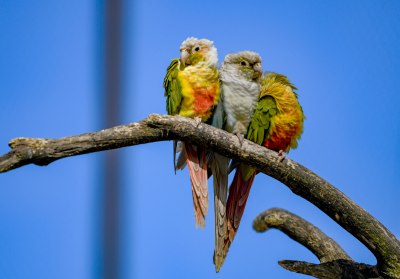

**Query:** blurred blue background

left=1, top=1, right=400, bottom=278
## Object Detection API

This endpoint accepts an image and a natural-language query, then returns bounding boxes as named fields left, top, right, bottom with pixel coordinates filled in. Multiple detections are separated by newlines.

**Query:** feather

left=185, top=143, right=208, bottom=228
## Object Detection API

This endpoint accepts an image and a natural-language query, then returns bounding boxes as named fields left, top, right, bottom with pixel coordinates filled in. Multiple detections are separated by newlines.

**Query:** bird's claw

left=277, top=150, right=286, bottom=162
left=235, top=133, right=245, bottom=146
left=194, top=117, right=202, bottom=127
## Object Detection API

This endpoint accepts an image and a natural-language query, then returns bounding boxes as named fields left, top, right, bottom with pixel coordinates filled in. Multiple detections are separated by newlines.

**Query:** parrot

left=213, top=51, right=263, bottom=272
left=209, top=99, right=230, bottom=273
left=163, top=37, right=220, bottom=228
left=222, top=69, right=305, bottom=268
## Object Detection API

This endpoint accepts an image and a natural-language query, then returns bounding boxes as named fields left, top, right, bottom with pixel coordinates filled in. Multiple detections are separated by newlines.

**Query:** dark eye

left=194, top=46, right=200, bottom=52
left=241, top=61, right=248, bottom=66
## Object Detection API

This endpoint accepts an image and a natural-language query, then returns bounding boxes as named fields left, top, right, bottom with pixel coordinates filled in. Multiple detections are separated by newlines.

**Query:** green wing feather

left=163, top=58, right=182, bottom=115
left=246, top=95, right=277, bottom=145
left=163, top=58, right=183, bottom=171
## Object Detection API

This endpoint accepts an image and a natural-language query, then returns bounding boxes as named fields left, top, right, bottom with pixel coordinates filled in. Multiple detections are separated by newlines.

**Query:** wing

left=210, top=88, right=225, bottom=129
left=163, top=58, right=182, bottom=115
left=163, top=59, right=183, bottom=171
left=255, top=72, right=304, bottom=151
left=246, top=79, right=278, bottom=145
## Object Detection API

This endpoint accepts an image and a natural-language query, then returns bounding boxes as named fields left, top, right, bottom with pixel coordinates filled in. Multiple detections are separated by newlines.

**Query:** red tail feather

left=225, top=166, right=256, bottom=252
left=185, top=143, right=208, bottom=228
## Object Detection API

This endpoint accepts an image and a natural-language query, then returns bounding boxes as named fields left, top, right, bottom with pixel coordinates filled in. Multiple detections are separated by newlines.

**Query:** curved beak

left=253, top=62, right=263, bottom=80
left=180, top=49, right=190, bottom=67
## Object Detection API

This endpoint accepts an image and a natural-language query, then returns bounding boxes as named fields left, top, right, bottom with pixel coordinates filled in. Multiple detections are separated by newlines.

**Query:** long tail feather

left=185, top=143, right=208, bottom=228
left=210, top=153, right=229, bottom=272
left=175, top=142, right=187, bottom=170
left=224, top=165, right=256, bottom=257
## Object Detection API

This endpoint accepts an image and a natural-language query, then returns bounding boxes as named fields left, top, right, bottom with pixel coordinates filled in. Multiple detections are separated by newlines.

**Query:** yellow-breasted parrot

left=163, top=37, right=220, bottom=228
left=219, top=53, right=305, bottom=270
left=213, top=51, right=263, bottom=271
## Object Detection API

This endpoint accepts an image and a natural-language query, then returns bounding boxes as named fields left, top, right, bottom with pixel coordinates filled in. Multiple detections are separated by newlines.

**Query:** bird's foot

left=277, top=150, right=286, bottom=162
left=234, top=133, right=245, bottom=146
left=194, top=117, right=202, bottom=127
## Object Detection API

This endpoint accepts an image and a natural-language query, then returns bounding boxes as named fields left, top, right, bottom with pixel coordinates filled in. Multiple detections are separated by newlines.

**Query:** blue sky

left=1, top=1, right=400, bottom=278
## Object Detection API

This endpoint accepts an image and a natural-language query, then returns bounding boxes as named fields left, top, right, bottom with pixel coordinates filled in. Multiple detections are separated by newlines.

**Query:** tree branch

left=253, top=208, right=380, bottom=278
left=0, top=118, right=167, bottom=172
left=253, top=208, right=351, bottom=263
left=1, top=114, right=399, bottom=277
left=278, top=260, right=380, bottom=279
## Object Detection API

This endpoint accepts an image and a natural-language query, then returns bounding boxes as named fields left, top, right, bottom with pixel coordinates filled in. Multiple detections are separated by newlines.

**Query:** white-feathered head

left=179, top=37, right=218, bottom=67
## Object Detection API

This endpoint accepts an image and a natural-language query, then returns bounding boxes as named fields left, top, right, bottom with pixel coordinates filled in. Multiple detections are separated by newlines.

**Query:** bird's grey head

left=221, top=51, right=263, bottom=82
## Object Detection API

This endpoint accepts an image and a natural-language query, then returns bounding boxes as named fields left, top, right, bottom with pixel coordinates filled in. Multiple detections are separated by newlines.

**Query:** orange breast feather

left=178, top=66, right=220, bottom=121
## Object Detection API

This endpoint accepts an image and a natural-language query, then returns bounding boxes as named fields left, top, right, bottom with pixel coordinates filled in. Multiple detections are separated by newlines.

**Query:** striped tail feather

left=210, top=153, right=229, bottom=272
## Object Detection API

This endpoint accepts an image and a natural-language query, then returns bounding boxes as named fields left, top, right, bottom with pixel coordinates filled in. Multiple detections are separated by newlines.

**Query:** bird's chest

left=222, top=83, right=259, bottom=134
left=178, top=66, right=220, bottom=120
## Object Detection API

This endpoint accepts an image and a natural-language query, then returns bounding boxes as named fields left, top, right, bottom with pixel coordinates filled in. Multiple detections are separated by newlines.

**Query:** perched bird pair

left=163, top=37, right=304, bottom=272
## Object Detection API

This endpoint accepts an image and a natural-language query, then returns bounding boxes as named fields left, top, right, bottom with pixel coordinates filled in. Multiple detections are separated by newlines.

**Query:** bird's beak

left=253, top=62, right=262, bottom=80
left=180, top=49, right=190, bottom=67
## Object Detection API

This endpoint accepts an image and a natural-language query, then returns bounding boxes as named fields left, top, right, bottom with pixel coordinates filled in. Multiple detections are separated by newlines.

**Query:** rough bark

left=254, top=208, right=381, bottom=278
left=253, top=208, right=352, bottom=263
left=0, top=114, right=399, bottom=278
left=279, top=260, right=380, bottom=279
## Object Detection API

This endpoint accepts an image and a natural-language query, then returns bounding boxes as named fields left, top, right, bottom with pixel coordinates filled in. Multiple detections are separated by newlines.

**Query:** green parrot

left=213, top=51, right=263, bottom=271
left=163, top=37, right=220, bottom=228
left=223, top=70, right=305, bottom=268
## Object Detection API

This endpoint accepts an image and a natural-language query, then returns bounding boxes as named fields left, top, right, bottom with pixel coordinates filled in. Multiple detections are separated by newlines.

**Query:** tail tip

left=213, top=253, right=226, bottom=273
left=195, top=218, right=206, bottom=229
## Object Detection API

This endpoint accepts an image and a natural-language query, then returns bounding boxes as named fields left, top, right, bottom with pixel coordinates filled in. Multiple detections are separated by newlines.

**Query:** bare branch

left=0, top=118, right=167, bottom=172
left=253, top=208, right=380, bottom=278
left=0, top=114, right=399, bottom=277
left=253, top=208, right=351, bottom=263
left=279, top=260, right=380, bottom=279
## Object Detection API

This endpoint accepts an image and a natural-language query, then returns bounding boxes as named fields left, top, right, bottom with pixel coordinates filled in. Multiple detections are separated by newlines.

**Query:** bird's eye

left=240, top=61, right=248, bottom=66
left=194, top=46, right=200, bottom=52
